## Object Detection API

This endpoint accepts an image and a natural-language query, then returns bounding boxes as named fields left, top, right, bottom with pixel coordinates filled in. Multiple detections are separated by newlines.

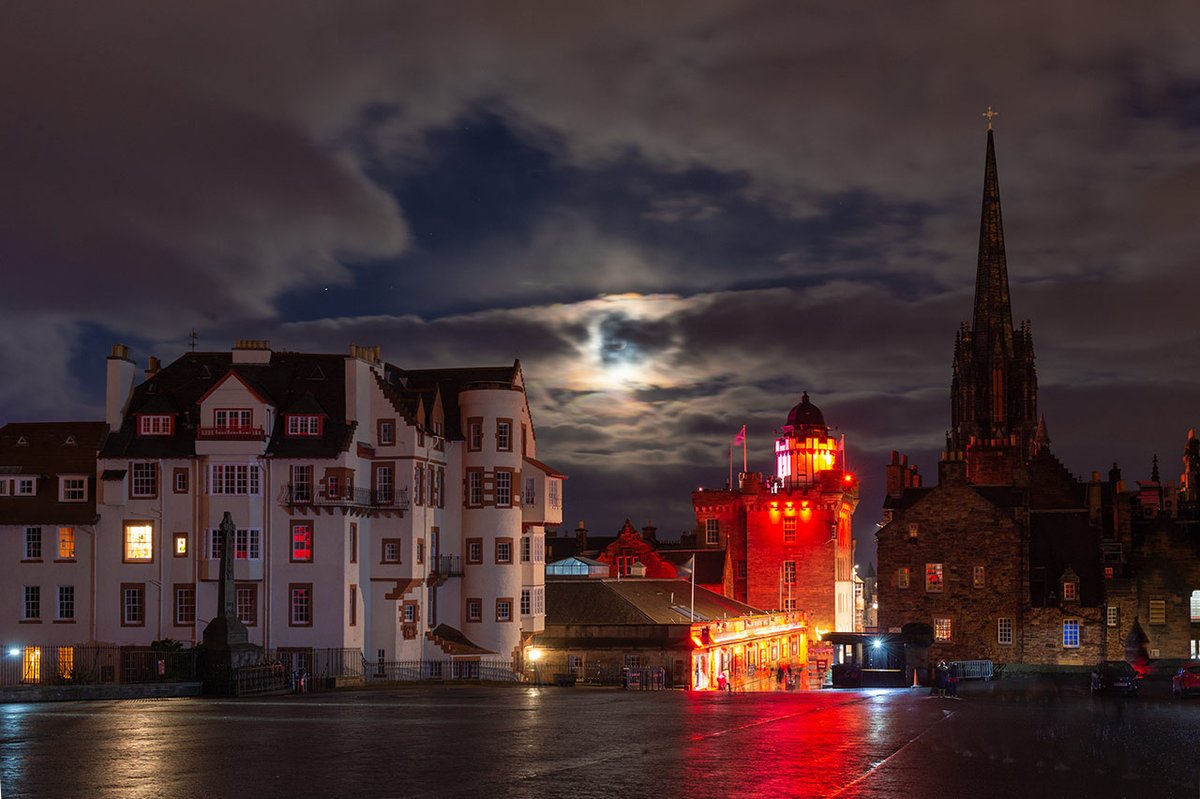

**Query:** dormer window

left=2, top=477, right=37, bottom=496
left=138, top=414, right=174, bottom=436
left=214, top=409, right=252, bottom=430
left=1062, top=580, right=1079, bottom=601
left=59, top=476, right=88, bottom=503
left=286, top=415, right=322, bottom=437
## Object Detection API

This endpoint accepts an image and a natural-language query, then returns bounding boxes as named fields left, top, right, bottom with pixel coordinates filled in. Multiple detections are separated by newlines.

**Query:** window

left=1192, top=591, right=1200, bottom=623
left=349, top=524, right=357, bottom=564
left=1107, top=606, right=1119, bottom=627
left=214, top=409, right=252, bottom=430
left=521, top=537, right=531, bottom=563
left=123, top=523, right=153, bottom=563
left=174, top=585, right=195, bottom=626
left=122, top=584, right=146, bottom=626
left=972, top=565, right=986, bottom=588
left=23, top=586, right=40, bottom=620
left=1149, top=599, right=1166, bottom=625
left=467, top=418, right=483, bottom=451
left=533, top=536, right=544, bottom=563
left=417, top=538, right=425, bottom=564
left=933, top=617, right=952, bottom=641
left=286, top=415, right=321, bottom=436
left=382, top=539, right=401, bottom=564
left=349, top=585, right=357, bottom=627
left=235, top=528, right=261, bottom=560
left=467, top=471, right=483, bottom=506
left=467, top=538, right=483, bottom=564
left=291, top=522, right=313, bottom=562
left=289, top=584, right=312, bottom=626
left=59, top=476, right=87, bottom=502
left=174, top=533, right=188, bottom=557
left=209, top=464, right=261, bottom=495
left=735, top=560, right=747, bottom=580
left=907, top=522, right=919, bottom=540
left=524, top=477, right=536, bottom=505
left=567, top=655, right=583, bottom=675
left=57, top=586, right=75, bottom=621
left=624, top=654, right=643, bottom=669
left=705, top=519, right=720, bottom=545
left=784, top=598, right=797, bottom=611
left=496, top=539, right=512, bottom=564
left=138, top=414, right=173, bottom=435
left=58, top=527, right=75, bottom=560
left=496, top=599, right=513, bottom=623
left=130, top=463, right=157, bottom=498
left=402, top=603, right=417, bottom=624
left=898, top=567, right=910, bottom=589
left=616, top=555, right=636, bottom=577
left=375, top=464, right=395, bottom=504
left=432, top=467, right=444, bottom=508
left=173, top=468, right=189, bottom=494
left=413, top=465, right=424, bottom=506
left=378, top=419, right=395, bottom=446
left=24, top=527, right=42, bottom=560
left=783, top=517, right=797, bottom=543
left=521, top=589, right=531, bottom=616
left=997, top=617, right=1013, bottom=645
left=925, top=563, right=943, bottom=593
left=549, top=479, right=560, bottom=509
left=1063, top=619, right=1080, bottom=648
left=236, top=584, right=257, bottom=626
left=1062, top=580, right=1078, bottom=601
left=495, top=471, right=512, bottom=507
left=783, top=561, right=796, bottom=584
left=290, top=465, right=313, bottom=502
left=1104, top=566, right=1114, bottom=579
left=466, top=598, right=482, bottom=623
left=497, top=420, right=512, bottom=452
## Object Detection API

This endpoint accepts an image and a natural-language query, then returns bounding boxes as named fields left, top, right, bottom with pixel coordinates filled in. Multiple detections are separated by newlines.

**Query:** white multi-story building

left=4, top=340, right=562, bottom=671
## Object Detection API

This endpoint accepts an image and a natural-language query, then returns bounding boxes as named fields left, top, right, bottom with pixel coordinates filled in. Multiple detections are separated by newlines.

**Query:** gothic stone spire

left=972, top=127, right=1015, bottom=358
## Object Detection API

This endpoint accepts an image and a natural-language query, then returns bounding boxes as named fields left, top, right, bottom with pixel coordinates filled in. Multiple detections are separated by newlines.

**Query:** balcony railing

left=281, top=483, right=410, bottom=510
left=197, top=426, right=266, bottom=441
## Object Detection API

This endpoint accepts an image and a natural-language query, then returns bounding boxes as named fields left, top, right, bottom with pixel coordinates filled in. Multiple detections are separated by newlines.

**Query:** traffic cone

left=911, top=668, right=920, bottom=689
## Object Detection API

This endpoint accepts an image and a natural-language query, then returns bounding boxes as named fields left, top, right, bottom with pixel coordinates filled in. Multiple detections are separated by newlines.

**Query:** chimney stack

left=145, top=356, right=161, bottom=378
left=106, top=344, right=136, bottom=433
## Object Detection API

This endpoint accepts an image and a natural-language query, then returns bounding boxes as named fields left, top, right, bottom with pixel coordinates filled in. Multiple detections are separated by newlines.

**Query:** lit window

left=23, top=586, right=40, bottom=620
left=783, top=517, right=797, bottom=543
left=123, top=523, right=153, bottom=562
left=933, top=617, right=952, bottom=641
left=57, top=647, right=74, bottom=680
left=705, top=519, right=720, bottom=545
left=290, top=585, right=312, bottom=626
left=973, top=565, right=986, bottom=588
left=138, top=415, right=173, bottom=436
left=1063, top=619, right=1080, bottom=648
left=1149, top=599, right=1166, bottom=625
left=58, top=527, right=75, bottom=560
left=497, top=599, right=512, bottom=622
left=898, top=567, right=910, bottom=589
left=59, top=476, right=87, bottom=502
left=783, top=560, right=796, bottom=584
left=57, top=586, right=74, bottom=620
left=130, top=463, right=157, bottom=498
left=497, top=540, right=512, bottom=564
left=286, top=415, right=321, bottom=436
left=1107, top=606, right=1119, bottom=627
left=1104, top=566, right=1114, bottom=579
left=495, top=471, right=512, bottom=507
left=467, top=471, right=483, bottom=506
left=925, top=563, right=943, bottom=592
left=497, top=421, right=512, bottom=452
left=466, top=598, right=482, bottom=622
left=997, top=617, right=1013, bottom=645
left=174, top=533, right=188, bottom=557
left=1062, top=580, right=1078, bottom=601
left=175, top=585, right=195, bottom=626
left=907, top=522, right=919, bottom=540
left=291, top=523, right=313, bottom=562
left=1191, top=591, right=1200, bottom=623
left=122, top=585, right=145, bottom=626
left=25, top=527, right=42, bottom=560
left=521, top=589, right=531, bottom=616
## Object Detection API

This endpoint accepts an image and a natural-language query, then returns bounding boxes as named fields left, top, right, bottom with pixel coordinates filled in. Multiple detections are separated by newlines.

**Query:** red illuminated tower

left=949, top=127, right=1038, bottom=483
left=692, top=393, right=859, bottom=633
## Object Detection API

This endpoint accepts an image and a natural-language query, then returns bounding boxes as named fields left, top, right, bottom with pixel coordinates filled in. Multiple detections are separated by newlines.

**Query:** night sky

left=4, top=4, right=1200, bottom=561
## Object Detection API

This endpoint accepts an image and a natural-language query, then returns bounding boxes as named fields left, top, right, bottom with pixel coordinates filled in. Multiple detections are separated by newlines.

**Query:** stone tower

left=948, top=127, right=1038, bottom=484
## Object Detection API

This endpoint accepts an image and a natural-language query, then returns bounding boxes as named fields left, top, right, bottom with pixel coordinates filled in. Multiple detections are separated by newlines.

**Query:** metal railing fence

left=0, top=645, right=199, bottom=687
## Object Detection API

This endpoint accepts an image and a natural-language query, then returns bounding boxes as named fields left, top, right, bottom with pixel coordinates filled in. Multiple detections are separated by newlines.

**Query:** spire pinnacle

left=982, top=106, right=999, bottom=130
left=972, top=124, right=1014, bottom=354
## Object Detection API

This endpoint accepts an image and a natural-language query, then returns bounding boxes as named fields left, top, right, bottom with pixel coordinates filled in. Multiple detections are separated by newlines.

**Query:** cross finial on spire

left=982, top=106, right=999, bottom=130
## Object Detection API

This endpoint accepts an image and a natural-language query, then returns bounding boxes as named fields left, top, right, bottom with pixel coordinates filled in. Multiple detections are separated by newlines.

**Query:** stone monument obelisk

left=201, top=511, right=264, bottom=691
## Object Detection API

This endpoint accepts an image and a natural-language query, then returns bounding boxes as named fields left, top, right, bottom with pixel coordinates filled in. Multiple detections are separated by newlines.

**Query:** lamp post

left=528, top=647, right=543, bottom=687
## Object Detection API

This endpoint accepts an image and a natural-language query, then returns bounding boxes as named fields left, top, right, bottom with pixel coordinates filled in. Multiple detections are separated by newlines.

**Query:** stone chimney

left=145, top=355, right=161, bottom=378
left=574, top=520, right=588, bottom=552
left=232, top=339, right=272, bottom=364
left=106, top=344, right=136, bottom=432
left=938, top=450, right=967, bottom=485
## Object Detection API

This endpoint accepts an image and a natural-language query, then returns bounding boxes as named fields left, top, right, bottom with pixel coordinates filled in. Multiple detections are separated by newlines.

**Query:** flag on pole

left=676, top=555, right=695, bottom=580
left=733, top=425, right=746, bottom=445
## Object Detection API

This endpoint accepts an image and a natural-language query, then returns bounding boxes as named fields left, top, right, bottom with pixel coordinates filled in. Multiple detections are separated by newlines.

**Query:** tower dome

left=785, top=392, right=826, bottom=431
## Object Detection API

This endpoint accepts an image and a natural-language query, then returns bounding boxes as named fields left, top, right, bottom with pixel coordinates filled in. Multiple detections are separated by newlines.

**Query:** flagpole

left=743, top=426, right=748, bottom=472
left=728, top=438, right=733, bottom=490
left=690, top=558, right=696, bottom=622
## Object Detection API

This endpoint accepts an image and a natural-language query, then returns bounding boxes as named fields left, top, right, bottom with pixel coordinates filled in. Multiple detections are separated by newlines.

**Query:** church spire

left=972, top=126, right=1015, bottom=357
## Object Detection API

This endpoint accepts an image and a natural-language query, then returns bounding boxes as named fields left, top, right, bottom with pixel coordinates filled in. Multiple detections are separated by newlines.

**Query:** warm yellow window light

left=124, top=524, right=153, bottom=562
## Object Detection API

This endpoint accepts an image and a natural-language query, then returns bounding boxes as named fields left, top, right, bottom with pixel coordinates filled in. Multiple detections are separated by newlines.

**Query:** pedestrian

left=717, top=670, right=728, bottom=691
left=776, top=664, right=785, bottom=688
left=949, top=662, right=960, bottom=698
left=936, top=661, right=949, bottom=698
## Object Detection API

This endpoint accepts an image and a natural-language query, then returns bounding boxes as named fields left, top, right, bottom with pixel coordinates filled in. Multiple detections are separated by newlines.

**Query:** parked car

left=1090, top=660, right=1140, bottom=696
left=1172, top=662, right=1200, bottom=698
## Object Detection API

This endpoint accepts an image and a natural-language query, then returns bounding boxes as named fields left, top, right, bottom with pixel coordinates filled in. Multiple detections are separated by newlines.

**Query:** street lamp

left=528, top=647, right=543, bottom=686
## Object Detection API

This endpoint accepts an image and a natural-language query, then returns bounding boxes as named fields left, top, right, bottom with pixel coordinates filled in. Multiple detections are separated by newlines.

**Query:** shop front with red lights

left=689, top=611, right=810, bottom=691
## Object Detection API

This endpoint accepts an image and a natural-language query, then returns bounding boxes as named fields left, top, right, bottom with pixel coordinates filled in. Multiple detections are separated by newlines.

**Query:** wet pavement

left=2, top=685, right=1199, bottom=798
